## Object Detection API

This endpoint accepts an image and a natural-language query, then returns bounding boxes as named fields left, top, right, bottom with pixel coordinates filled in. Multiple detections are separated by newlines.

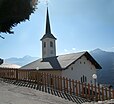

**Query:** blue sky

left=1, top=0, right=114, bottom=59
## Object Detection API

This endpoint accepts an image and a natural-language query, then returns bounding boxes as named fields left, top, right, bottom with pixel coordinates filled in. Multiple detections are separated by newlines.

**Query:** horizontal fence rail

left=0, top=68, right=114, bottom=101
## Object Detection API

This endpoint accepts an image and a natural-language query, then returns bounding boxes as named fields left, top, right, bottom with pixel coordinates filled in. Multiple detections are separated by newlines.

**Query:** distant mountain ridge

left=90, top=48, right=114, bottom=87
left=5, top=55, right=38, bottom=66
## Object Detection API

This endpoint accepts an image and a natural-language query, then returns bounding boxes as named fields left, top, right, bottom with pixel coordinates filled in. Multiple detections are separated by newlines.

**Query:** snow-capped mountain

left=5, top=55, right=38, bottom=66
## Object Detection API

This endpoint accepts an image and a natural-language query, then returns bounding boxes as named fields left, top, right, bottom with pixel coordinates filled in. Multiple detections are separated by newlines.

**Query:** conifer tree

left=0, top=58, right=3, bottom=65
left=0, top=0, right=38, bottom=34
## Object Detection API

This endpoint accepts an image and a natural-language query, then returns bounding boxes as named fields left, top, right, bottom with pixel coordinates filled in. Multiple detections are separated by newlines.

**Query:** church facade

left=21, top=8, right=102, bottom=84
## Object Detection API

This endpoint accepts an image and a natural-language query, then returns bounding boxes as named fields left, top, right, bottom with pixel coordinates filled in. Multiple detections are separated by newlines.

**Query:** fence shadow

left=0, top=78, right=90, bottom=104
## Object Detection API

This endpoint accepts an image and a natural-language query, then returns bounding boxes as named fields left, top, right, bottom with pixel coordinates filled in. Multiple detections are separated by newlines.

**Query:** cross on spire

left=46, top=0, right=48, bottom=7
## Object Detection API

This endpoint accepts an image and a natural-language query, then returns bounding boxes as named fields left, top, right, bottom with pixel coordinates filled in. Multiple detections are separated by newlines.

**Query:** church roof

left=41, top=7, right=56, bottom=40
left=21, top=52, right=102, bottom=70
left=41, top=33, right=56, bottom=40
left=0, top=63, right=21, bottom=68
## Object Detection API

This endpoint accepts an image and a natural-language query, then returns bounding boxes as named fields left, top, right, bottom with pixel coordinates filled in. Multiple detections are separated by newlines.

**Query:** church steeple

left=46, top=7, right=51, bottom=34
left=41, top=7, right=56, bottom=40
left=41, top=7, right=57, bottom=59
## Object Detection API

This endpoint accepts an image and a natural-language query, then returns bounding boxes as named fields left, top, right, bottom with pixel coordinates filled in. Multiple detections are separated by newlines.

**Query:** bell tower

left=40, top=7, right=56, bottom=59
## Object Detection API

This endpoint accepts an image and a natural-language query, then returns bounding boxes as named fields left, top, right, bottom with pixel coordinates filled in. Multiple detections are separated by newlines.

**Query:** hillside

left=90, top=48, right=114, bottom=87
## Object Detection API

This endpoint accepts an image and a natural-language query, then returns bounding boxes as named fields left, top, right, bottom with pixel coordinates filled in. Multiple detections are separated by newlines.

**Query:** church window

left=81, top=75, right=87, bottom=83
left=81, top=77, right=83, bottom=83
left=84, top=62, right=85, bottom=64
left=71, top=67, right=73, bottom=70
left=44, top=42, right=46, bottom=48
left=85, top=76, right=87, bottom=82
left=83, top=75, right=85, bottom=82
left=50, top=41, right=53, bottom=47
left=80, top=62, right=81, bottom=64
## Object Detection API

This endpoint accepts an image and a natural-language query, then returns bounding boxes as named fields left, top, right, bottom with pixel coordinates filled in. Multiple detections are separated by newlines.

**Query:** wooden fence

left=0, top=68, right=114, bottom=101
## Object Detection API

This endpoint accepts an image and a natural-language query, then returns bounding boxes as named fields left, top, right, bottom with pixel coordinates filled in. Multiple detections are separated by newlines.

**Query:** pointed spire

left=45, top=7, right=51, bottom=34
left=40, top=7, right=56, bottom=40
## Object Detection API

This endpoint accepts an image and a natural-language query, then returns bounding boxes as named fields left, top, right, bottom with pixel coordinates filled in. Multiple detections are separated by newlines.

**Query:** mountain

left=90, top=48, right=114, bottom=87
left=5, top=55, right=38, bottom=66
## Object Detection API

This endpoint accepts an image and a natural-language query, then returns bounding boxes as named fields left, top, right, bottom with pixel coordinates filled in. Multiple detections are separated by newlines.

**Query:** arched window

left=85, top=76, right=87, bottom=82
left=81, top=77, right=83, bottom=83
left=50, top=41, right=53, bottom=47
left=81, top=75, right=87, bottom=83
left=83, top=75, right=85, bottom=82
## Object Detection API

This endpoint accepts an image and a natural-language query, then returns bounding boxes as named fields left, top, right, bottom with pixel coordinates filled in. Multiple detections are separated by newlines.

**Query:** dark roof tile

left=21, top=52, right=102, bottom=70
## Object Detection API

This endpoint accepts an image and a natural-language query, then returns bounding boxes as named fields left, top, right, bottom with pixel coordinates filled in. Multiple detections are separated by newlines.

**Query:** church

left=21, top=7, right=102, bottom=84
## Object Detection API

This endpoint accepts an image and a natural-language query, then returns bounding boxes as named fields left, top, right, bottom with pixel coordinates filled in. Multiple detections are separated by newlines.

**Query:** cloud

left=39, top=0, right=50, bottom=4
left=64, top=49, right=68, bottom=52
left=72, top=48, right=76, bottom=51
left=112, top=47, right=114, bottom=49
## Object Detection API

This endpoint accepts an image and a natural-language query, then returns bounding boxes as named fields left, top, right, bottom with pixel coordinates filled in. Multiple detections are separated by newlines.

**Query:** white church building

left=21, top=7, right=102, bottom=84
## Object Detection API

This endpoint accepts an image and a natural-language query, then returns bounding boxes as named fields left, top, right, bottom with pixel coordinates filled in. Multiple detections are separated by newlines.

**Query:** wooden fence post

left=81, top=82, right=84, bottom=97
left=3, top=69, right=5, bottom=78
left=54, top=75, right=57, bottom=91
left=16, top=69, right=18, bottom=81
left=8, top=69, right=10, bottom=78
left=57, top=76, right=60, bottom=91
left=75, top=80, right=78, bottom=96
left=59, top=76, right=62, bottom=92
left=52, top=74, right=54, bottom=91
left=78, top=81, right=81, bottom=96
left=44, top=73, right=46, bottom=92
left=113, top=90, right=114, bottom=99
left=72, top=79, right=75, bottom=95
left=91, top=84, right=94, bottom=100
left=63, top=77, right=65, bottom=93
left=47, top=73, right=50, bottom=93
left=109, top=88, right=111, bottom=99
left=102, top=87, right=104, bottom=101
left=50, top=74, right=53, bottom=94
left=41, top=73, right=44, bottom=91
left=69, top=78, right=72, bottom=95
left=84, top=83, right=87, bottom=98
left=88, top=83, right=90, bottom=99
left=105, top=87, right=108, bottom=100
left=94, top=84, right=98, bottom=101
left=26, top=70, right=28, bottom=81
left=98, top=84, right=101, bottom=101
left=66, top=78, right=68, bottom=93
left=36, top=71, right=39, bottom=90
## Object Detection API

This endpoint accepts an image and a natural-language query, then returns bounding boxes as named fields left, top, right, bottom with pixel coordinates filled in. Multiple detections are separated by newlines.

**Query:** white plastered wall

left=62, top=56, right=97, bottom=84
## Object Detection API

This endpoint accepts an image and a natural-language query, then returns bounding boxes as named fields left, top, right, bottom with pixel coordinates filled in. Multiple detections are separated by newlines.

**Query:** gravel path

left=0, top=80, right=77, bottom=104
left=1, top=80, right=114, bottom=104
